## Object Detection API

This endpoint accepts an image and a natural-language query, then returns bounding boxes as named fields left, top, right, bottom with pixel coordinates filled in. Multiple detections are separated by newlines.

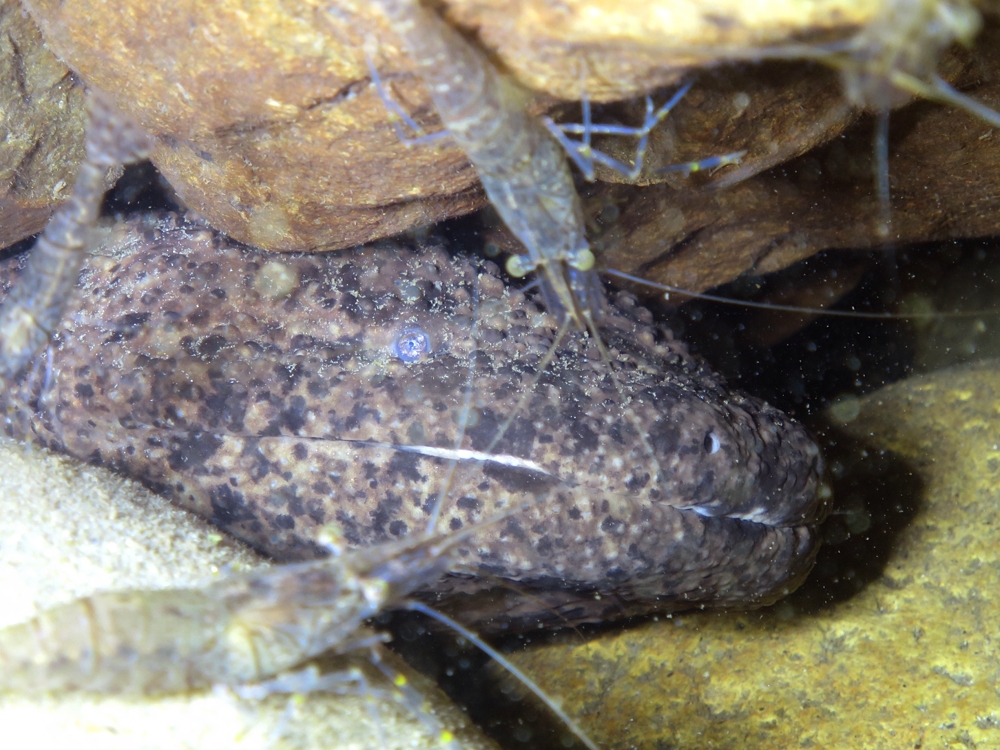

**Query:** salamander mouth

left=434, top=512, right=825, bottom=633
left=658, top=392, right=827, bottom=528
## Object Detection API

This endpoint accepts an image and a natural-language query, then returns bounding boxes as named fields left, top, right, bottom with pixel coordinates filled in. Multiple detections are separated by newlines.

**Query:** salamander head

left=642, top=383, right=827, bottom=528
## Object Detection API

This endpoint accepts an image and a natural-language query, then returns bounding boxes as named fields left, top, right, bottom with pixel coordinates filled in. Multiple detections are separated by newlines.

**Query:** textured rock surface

left=502, top=359, right=1000, bottom=749
left=0, top=0, right=92, bottom=249
left=445, top=0, right=875, bottom=101
left=0, top=213, right=825, bottom=632
left=0, top=436, right=497, bottom=750
left=21, top=0, right=486, bottom=252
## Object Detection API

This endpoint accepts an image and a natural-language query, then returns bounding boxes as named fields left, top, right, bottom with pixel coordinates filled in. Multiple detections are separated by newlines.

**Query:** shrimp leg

left=0, top=91, right=152, bottom=383
left=364, top=49, right=451, bottom=146
left=543, top=85, right=745, bottom=181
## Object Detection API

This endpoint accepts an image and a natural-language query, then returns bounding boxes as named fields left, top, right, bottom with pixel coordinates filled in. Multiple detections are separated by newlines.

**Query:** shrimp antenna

left=405, top=601, right=600, bottom=750
left=603, top=267, right=1000, bottom=320
left=423, top=256, right=481, bottom=536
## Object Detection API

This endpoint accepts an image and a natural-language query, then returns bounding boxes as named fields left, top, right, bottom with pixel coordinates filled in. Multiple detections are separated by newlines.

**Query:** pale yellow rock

left=447, top=0, right=875, bottom=100
left=0, top=437, right=497, bottom=750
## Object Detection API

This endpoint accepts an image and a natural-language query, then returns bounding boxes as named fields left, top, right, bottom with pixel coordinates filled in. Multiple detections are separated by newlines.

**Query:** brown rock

left=445, top=0, right=875, bottom=102
left=0, top=0, right=89, bottom=249
left=21, top=0, right=485, bottom=252
left=12, top=0, right=1000, bottom=301
left=6, top=0, right=874, bottom=259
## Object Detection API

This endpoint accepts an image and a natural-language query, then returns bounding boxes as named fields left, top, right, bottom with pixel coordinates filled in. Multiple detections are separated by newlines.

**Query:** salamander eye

left=703, top=431, right=721, bottom=454
left=393, top=327, right=432, bottom=362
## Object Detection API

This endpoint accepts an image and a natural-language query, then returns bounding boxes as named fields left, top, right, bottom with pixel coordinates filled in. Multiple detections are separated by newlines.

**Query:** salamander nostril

left=704, top=431, right=721, bottom=454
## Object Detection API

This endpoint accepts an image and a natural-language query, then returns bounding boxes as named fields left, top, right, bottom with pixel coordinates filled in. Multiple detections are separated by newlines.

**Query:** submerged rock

left=9, top=0, right=1000, bottom=300
left=0, top=0, right=91, bottom=249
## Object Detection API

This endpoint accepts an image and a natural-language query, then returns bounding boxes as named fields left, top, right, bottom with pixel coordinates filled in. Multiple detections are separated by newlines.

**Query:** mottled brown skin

left=0, top=213, right=827, bottom=632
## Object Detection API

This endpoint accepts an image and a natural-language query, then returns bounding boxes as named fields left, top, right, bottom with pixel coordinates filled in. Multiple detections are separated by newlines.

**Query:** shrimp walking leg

left=234, top=655, right=462, bottom=749
left=543, top=84, right=745, bottom=181
left=364, top=48, right=451, bottom=146
left=0, top=91, right=151, bottom=383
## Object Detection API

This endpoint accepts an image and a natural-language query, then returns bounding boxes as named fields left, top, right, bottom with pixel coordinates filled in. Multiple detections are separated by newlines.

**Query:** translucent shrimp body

left=0, top=456, right=599, bottom=747
left=692, top=0, right=998, bottom=231
left=821, top=0, right=984, bottom=113
left=0, top=526, right=464, bottom=695
left=372, top=0, right=605, bottom=324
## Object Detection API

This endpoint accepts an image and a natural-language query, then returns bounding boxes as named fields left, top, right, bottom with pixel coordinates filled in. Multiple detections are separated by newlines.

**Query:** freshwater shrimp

left=370, top=0, right=604, bottom=327
left=680, top=0, right=998, bottom=233
left=0, top=470, right=598, bottom=749
left=0, top=486, right=590, bottom=746
left=0, top=90, right=152, bottom=383
left=0, top=517, right=474, bottom=695
left=365, top=2, right=769, bottom=558
left=821, top=0, right=984, bottom=111
left=801, top=0, right=996, bottom=234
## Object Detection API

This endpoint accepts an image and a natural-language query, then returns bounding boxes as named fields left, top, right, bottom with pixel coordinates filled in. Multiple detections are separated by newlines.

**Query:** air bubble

left=393, top=327, right=432, bottom=362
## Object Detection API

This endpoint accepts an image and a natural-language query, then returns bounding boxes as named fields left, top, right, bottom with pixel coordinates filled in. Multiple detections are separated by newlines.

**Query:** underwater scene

left=2, top=1, right=1000, bottom=749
